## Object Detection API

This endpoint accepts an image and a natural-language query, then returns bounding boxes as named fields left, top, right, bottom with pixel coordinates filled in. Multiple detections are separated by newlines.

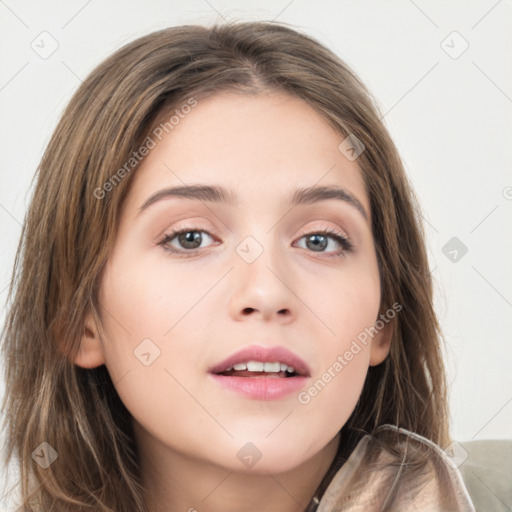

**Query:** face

left=77, top=91, right=391, bottom=474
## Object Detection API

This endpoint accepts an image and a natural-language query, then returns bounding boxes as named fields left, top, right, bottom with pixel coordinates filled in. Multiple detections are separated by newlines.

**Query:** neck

left=135, top=425, right=341, bottom=512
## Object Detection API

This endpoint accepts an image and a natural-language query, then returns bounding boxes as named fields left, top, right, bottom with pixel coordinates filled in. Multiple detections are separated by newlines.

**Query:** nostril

left=241, top=307, right=289, bottom=316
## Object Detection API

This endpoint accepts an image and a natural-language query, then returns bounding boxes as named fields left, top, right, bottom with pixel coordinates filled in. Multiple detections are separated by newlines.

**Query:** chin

left=227, top=449, right=310, bottom=475
left=220, top=435, right=321, bottom=475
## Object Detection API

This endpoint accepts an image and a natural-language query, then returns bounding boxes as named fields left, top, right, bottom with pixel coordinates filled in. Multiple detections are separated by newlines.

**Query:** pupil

left=306, top=234, right=327, bottom=252
left=179, top=231, right=201, bottom=249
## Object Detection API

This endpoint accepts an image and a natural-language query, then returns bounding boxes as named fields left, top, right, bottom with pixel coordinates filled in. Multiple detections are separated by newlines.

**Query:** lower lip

left=209, top=374, right=308, bottom=400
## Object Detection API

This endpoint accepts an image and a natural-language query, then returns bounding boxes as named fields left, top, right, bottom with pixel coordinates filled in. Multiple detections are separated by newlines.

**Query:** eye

left=295, top=228, right=353, bottom=257
left=157, top=228, right=216, bottom=256
left=156, top=226, right=353, bottom=259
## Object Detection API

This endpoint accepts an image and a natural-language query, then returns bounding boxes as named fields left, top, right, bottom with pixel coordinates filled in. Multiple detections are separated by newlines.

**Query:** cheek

left=297, top=360, right=368, bottom=451
left=295, top=313, right=373, bottom=446
left=315, top=254, right=381, bottom=340
left=95, top=251, right=214, bottom=414
left=300, top=257, right=380, bottom=425
left=95, top=260, right=203, bottom=442
left=97, top=253, right=204, bottom=367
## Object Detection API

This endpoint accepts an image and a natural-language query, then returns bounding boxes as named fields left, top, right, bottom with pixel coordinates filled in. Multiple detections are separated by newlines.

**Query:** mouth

left=208, top=345, right=310, bottom=400
left=209, top=344, right=310, bottom=378
left=216, top=361, right=299, bottom=378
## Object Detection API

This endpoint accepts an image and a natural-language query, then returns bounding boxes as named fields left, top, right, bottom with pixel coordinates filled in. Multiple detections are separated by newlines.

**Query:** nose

left=228, top=236, right=297, bottom=324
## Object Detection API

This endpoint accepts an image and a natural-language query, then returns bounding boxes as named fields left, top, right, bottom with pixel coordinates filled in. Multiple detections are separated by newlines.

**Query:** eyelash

left=156, top=226, right=354, bottom=259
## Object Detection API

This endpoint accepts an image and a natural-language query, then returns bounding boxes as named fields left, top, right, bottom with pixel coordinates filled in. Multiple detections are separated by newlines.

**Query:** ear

left=369, top=313, right=393, bottom=367
left=73, top=312, right=106, bottom=369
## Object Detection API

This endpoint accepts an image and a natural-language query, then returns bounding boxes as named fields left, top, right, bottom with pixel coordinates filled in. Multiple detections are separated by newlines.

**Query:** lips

left=208, top=345, right=311, bottom=377
left=208, top=345, right=311, bottom=400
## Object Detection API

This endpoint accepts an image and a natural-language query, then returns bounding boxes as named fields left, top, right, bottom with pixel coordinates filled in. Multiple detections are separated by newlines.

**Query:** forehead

left=124, top=91, right=369, bottom=216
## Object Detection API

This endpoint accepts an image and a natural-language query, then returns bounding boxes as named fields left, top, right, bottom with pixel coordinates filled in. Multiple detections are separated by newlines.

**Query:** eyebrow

left=138, top=184, right=368, bottom=220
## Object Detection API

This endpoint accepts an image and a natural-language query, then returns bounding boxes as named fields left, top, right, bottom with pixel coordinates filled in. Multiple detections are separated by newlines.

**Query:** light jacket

left=306, top=424, right=475, bottom=511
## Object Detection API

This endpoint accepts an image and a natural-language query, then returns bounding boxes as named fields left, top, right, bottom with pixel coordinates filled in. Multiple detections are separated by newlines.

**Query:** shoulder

left=317, top=425, right=476, bottom=511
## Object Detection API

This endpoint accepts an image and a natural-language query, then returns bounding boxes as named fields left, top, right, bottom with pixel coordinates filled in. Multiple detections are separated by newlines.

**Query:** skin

left=76, top=90, right=392, bottom=512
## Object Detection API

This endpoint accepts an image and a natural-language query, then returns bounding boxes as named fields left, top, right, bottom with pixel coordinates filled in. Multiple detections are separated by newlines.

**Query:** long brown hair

left=1, top=21, right=449, bottom=511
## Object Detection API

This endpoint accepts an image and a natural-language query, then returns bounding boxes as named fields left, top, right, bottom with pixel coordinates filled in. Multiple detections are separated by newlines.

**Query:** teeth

left=247, top=361, right=264, bottom=371
left=263, top=362, right=280, bottom=372
left=226, top=361, right=296, bottom=373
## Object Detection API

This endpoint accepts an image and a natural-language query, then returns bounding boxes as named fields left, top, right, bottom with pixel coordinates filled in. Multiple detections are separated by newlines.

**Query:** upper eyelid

left=162, top=226, right=347, bottom=237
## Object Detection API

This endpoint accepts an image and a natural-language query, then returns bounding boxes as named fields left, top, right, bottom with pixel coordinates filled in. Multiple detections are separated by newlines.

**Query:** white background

left=1, top=0, right=511, bottom=504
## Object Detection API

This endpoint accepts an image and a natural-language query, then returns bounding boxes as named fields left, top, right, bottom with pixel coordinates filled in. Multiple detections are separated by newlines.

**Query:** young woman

left=1, top=21, right=474, bottom=511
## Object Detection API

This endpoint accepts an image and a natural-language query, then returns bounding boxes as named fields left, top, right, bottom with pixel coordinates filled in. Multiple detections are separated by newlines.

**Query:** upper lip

left=209, top=345, right=311, bottom=377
